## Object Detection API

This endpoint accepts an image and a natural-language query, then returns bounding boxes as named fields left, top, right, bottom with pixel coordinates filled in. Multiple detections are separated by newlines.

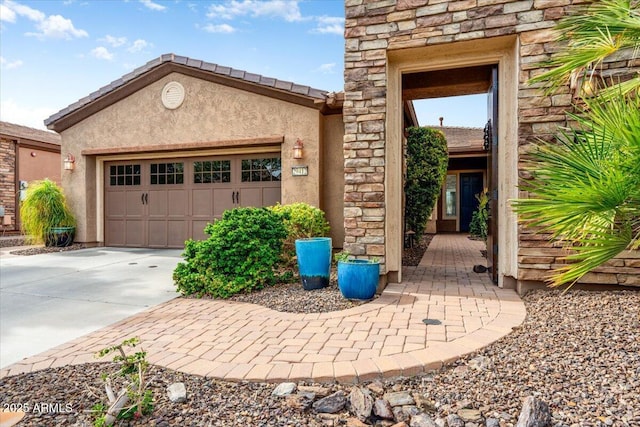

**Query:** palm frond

left=529, top=0, right=640, bottom=94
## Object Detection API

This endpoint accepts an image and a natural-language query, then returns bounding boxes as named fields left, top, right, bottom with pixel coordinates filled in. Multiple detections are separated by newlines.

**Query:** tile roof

left=0, top=121, right=61, bottom=145
left=45, top=53, right=330, bottom=127
left=433, top=126, right=485, bottom=153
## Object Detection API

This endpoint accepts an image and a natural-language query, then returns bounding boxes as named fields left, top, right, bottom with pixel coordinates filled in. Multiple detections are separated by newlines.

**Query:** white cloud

left=207, top=0, right=303, bottom=22
left=99, top=34, right=127, bottom=47
left=90, top=46, right=114, bottom=60
left=139, top=0, right=166, bottom=11
left=26, top=14, right=88, bottom=39
left=4, top=1, right=88, bottom=39
left=0, top=56, right=24, bottom=69
left=127, top=38, right=151, bottom=53
left=202, top=23, right=235, bottom=34
left=0, top=3, right=17, bottom=22
left=315, top=63, right=336, bottom=74
left=313, top=16, right=344, bottom=35
left=4, top=0, right=45, bottom=22
left=0, top=99, right=56, bottom=130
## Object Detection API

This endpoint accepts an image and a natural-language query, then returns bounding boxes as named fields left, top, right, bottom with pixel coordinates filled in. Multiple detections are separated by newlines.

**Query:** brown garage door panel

left=105, top=155, right=281, bottom=249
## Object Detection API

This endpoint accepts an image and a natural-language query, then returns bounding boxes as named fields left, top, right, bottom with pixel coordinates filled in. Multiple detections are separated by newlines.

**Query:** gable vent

left=161, top=81, right=185, bottom=110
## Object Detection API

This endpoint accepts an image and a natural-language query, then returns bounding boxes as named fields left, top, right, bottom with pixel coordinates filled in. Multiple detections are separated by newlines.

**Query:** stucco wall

left=343, top=0, right=638, bottom=286
left=61, top=72, right=326, bottom=244
left=18, top=147, right=61, bottom=184
left=322, top=114, right=346, bottom=248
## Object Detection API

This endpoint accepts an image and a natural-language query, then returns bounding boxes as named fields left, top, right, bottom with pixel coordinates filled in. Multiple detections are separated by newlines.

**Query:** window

left=445, top=174, right=457, bottom=217
left=150, top=162, right=184, bottom=185
left=193, top=160, right=231, bottom=184
left=241, top=158, right=281, bottom=182
left=109, top=164, right=141, bottom=186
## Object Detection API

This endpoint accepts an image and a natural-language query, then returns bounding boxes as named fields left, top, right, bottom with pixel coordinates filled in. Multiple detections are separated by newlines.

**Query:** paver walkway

left=0, top=234, right=525, bottom=383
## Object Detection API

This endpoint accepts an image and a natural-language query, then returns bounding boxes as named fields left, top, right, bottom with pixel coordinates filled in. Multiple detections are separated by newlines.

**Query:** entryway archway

left=386, top=36, right=519, bottom=288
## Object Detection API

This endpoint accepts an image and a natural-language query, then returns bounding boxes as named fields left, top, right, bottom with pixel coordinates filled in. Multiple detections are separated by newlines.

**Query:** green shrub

left=20, top=179, right=76, bottom=245
left=469, top=188, right=489, bottom=242
left=269, top=202, right=330, bottom=268
left=173, top=207, right=288, bottom=298
left=404, top=127, right=449, bottom=238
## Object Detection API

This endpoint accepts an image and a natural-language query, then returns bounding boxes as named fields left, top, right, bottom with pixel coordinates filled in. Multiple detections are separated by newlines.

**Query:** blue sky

left=0, top=0, right=486, bottom=131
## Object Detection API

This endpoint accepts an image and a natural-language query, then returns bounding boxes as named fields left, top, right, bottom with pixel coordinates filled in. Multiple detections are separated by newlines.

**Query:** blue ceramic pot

left=337, top=259, right=379, bottom=300
left=295, top=237, right=332, bottom=290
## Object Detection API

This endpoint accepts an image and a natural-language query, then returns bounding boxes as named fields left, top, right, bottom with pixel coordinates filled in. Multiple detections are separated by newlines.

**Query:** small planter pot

left=295, top=237, right=332, bottom=290
left=46, top=226, right=75, bottom=247
left=337, top=259, right=380, bottom=300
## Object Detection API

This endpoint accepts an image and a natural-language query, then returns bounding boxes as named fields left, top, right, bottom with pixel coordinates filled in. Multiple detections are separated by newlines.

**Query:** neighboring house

left=45, top=1, right=638, bottom=290
left=0, top=121, right=61, bottom=232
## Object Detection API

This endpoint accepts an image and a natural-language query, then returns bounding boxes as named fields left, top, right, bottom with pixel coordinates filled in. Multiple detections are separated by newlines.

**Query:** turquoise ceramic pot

left=337, top=259, right=379, bottom=300
left=295, top=237, right=332, bottom=290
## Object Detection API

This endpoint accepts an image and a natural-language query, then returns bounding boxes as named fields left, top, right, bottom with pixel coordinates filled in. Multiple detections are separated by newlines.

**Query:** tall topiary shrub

left=269, top=202, right=330, bottom=269
left=20, top=179, right=76, bottom=245
left=173, top=207, right=288, bottom=298
left=404, top=127, right=449, bottom=238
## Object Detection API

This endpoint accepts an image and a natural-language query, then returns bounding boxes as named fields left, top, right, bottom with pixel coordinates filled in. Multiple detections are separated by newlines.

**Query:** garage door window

left=241, top=158, right=281, bottom=182
left=109, top=164, right=141, bottom=186
left=151, top=162, right=184, bottom=185
left=193, top=160, right=231, bottom=184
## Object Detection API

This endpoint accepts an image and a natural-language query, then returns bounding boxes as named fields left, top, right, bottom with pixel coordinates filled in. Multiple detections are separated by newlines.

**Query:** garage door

left=105, top=155, right=281, bottom=248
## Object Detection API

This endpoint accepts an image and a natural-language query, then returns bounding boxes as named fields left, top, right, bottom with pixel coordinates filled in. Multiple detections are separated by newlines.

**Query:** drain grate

left=422, top=318, right=441, bottom=325
left=148, top=265, right=157, bottom=268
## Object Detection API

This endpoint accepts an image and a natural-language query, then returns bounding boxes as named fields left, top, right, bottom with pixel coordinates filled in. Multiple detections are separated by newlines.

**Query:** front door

left=459, top=172, right=483, bottom=233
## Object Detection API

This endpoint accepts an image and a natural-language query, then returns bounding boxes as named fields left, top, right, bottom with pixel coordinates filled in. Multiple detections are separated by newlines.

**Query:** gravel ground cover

left=2, top=289, right=638, bottom=426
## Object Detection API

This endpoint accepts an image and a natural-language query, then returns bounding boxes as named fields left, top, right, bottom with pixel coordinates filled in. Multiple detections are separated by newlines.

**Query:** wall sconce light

left=293, top=138, right=304, bottom=159
left=570, top=69, right=600, bottom=99
left=63, top=153, right=76, bottom=171
left=30, top=151, right=37, bottom=157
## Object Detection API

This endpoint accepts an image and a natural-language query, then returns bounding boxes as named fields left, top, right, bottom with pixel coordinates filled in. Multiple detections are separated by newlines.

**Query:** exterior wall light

left=293, top=138, right=304, bottom=159
left=63, top=153, right=76, bottom=171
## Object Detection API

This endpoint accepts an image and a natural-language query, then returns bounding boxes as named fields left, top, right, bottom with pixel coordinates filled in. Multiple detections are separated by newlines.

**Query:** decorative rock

left=167, top=382, right=187, bottom=403
left=402, top=405, right=420, bottom=416
left=313, top=391, right=347, bottom=414
left=350, top=387, right=374, bottom=421
left=346, top=417, right=369, bottom=427
left=367, top=380, right=385, bottom=395
left=391, top=423, right=409, bottom=427
left=393, top=406, right=409, bottom=423
left=272, top=382, right=297, bottom=396
left=453, top=365, right=469, bottom=377
left=434, top=418, right=446, bottom=427
left=446, top=413, right=465, bottom=427
left=299, top=385, right=331, bottom=397
left=458, top=409, right=482, bottom=422
left=413, top=394, right=436, bottom=413
left=486, top=418, right=500, bottom=427
left=286, top=392, right=316, bottom=410
left=374, top=398, right=395, bottom=419
left=468, top=355, right=492, bottom=371
left=516, top=396, right=551, bottom=427
left=409, top=413, right=437, bottom=427
left=384, top=391, right=415, bottom=407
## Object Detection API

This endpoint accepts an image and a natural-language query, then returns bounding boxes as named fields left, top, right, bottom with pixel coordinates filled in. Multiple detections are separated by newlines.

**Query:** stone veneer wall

left=0, top=137, right=17, bottom=231
left=343, top=0, right=639, bottom=286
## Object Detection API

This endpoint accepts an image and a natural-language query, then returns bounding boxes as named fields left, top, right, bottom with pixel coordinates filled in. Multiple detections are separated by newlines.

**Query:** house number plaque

left=291, top=166, right=308, bottom=176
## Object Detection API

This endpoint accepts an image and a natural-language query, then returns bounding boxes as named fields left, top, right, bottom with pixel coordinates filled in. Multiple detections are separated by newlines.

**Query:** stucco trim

left=82, top=136, right=284, bottom=156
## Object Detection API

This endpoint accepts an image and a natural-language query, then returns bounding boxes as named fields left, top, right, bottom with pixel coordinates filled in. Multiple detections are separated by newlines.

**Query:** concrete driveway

left=0, top=247, right=182, bottom=368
